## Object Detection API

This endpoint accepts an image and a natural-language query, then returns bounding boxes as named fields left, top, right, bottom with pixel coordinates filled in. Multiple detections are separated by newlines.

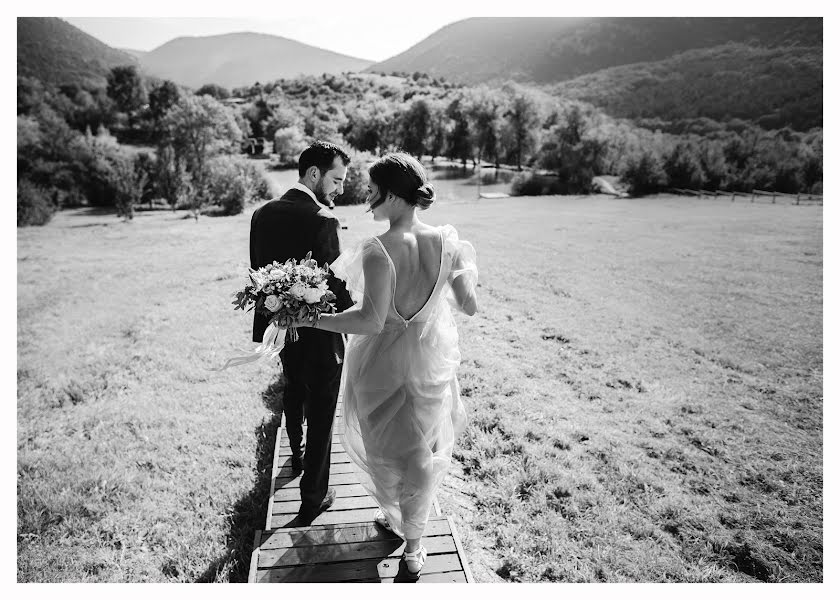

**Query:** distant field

left=17, top=192, right=822, bottom=582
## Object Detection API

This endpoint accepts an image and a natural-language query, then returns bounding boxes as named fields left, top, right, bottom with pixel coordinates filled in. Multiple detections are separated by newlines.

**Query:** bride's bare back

left=377, top=225, right=443, bottom=321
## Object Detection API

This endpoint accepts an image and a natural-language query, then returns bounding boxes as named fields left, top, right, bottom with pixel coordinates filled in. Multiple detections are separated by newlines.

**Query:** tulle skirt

left=340, top=306, right=467, bottom=539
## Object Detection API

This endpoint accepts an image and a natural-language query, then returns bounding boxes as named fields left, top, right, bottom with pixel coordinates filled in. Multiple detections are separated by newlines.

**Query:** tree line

left=18, top=67, right=823, bottom=226
left=18, top=67, right=272, bottom=225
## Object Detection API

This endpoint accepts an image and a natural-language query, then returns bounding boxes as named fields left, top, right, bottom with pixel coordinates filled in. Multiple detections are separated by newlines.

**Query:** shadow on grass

left=196, top=372, right=286, bottom=583
left=66, top=206, right=117, bottom=217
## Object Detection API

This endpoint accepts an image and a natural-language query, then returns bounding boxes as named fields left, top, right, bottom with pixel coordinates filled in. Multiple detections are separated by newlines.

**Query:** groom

left=250, top=140, right=354, bottom=524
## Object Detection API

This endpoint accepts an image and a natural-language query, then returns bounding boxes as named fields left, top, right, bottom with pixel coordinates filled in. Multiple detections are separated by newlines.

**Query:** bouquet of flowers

left=233, top=251, right=337, bottom=341
left=212, top=252, right=336, bottom=371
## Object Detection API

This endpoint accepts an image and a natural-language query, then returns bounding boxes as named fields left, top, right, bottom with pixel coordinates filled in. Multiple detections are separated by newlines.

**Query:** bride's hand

left=289, top=313, right=318, bottom=329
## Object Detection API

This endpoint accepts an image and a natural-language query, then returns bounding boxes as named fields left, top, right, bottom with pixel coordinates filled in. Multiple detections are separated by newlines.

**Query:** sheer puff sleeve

left=330, top=237, right=391, bottom=332
left=441, top=224, right=478, bottom=315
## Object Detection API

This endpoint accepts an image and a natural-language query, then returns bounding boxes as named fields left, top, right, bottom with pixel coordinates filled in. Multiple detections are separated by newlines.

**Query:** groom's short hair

left=298, top=140, right=350, bottom=177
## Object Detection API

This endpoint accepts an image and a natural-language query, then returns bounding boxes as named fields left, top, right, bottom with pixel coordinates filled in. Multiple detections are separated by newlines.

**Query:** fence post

left=772, top=191, right=776, bottom=204
left=731, top=191, right=735, bottom=202
left=796, top=193, right=800, bottom=205
left=751, top=190, right=755, bottom=203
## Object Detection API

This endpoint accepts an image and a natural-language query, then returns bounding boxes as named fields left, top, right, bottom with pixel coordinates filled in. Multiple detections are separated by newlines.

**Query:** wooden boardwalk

left=249, top=399, right=474, bottom=583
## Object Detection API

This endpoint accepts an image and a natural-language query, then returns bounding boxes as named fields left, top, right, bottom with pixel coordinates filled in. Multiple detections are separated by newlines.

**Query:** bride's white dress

left=331, top=224, right=477, bottom=539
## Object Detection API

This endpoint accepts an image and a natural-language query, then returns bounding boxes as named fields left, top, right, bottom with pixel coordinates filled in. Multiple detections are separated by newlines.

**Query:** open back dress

left=330, top=224, right=477, bottom=539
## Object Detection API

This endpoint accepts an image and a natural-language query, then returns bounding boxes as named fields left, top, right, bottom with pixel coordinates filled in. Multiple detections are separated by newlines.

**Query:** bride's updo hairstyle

left=368, top=152, right=435, bottom=210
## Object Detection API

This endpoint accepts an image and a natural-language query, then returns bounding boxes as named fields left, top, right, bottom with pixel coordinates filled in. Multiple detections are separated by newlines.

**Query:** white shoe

left=403, top=545, right=427, bottom=577
left=373, top=508, right=392, bottom=531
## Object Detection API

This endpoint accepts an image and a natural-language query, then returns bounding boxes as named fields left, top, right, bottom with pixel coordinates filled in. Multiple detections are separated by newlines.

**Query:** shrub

left=240, top=160, right=274, bottom=203
left=273, top=126, right=307, bottom=166
left=67, top=128, right=124, bottom=207
left=106, top=153, right=148, bottom=220
left=205, top=155, right=273, bottom=215
left=335, top=151, right=376, bottom=206
left=663, top=142, right=706, bottom=190
left=621, top=150, right=667, bottom=196
left=699, top=142, right=728, bottom=191
left=18, top=179, right=56, bottom=226
left=510, top=172, right=566, bottom=196
left=154, top=145, right=191, bottom=209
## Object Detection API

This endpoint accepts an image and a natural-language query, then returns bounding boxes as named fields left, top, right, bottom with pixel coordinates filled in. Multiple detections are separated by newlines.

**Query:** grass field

left=17, top=182, right=822, bottom=582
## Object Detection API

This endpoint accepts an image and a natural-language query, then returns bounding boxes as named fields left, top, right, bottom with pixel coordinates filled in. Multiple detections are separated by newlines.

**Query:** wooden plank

left=254, top=552, right=463, bottom=583
left=266, top=412, right=286, bottom=530
left=270, top=507, right=380, bottom=528
left=272, top=483, right=368, bottom=503
left=273, top=494, right=379, bottom=516
left=447, top=517, right=474, bottom=583
left=275, top=460, right=357, bottom=479
left=279, top=432, right=343, bottom=447
left=273, top=471, right=360, bottom=490
left=258, top=534, right=456, bottom=569
left=378, top=571, right=468, bottom=583
left=259, top=518, right=451, bottom=550
left=278, top=443, right=344, bottom=456
left=248, top=530, right=262, bottom=583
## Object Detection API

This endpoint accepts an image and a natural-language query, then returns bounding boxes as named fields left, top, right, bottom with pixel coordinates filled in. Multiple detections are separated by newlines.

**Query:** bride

left=292, top=152, right=478, bottom=578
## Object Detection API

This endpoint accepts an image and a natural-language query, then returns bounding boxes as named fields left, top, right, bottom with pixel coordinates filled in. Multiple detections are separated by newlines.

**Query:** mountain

left=136, top=32, right=375, bottom=89
left=119, top=48, right=148, bottom=60
left=17, top=17, right=139, bottom=88
left=553, top=42, right=823, bottom=131
left=368, top=17, right=822, bottom=85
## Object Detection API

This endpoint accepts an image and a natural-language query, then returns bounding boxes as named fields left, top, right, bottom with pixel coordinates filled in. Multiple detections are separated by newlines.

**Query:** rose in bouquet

left=232, top=251, right=337, bottom=342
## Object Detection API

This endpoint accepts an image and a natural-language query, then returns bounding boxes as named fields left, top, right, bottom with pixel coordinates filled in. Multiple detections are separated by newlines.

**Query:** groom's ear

left=306, top=166, right=320, bottom=182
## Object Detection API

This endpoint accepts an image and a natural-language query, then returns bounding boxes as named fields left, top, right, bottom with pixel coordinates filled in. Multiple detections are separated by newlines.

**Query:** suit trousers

left=280, top=344, right=342, bottom=509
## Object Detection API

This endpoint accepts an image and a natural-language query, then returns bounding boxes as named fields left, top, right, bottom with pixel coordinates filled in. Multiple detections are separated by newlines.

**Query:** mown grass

left=17, top=184, right=821, bottom=582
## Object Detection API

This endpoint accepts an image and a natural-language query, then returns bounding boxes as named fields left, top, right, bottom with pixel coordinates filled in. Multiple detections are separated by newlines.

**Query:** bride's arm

left=300, top=245, right=390, bottom=335
left=450, top=252, right=478, bottom=316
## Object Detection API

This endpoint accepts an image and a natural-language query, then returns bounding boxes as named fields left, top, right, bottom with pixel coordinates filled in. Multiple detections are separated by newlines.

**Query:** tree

left=426, top=99, right=449, bottom=162
left=17, top=76, right=46, bottom=115
left=154, top=144, right=191, bottom=210
left=400, top=98, right=431, bottom=158
left=107, top=153, right=148, bottom=220
left=621, top=149, right=667, bottom=196
left=801, top=149, right=822, bottom=194
left=538, top=105, right=606, bottom=194
left=344, top=99, right=396, bottom=154
left=106, top=66, right=147, bottom=127
left=800, top=133, right=822, bottom=194
left=663, top=142, right=706, bottom=190
left=195, top=83, right=230, bottom=100
left=273, top=126, right=307, bottom=165
left=445, top=95, right=473, bottom=166
left=465, top=87, right=503, bottom=167
left=162, top=95, right=243, bottom=219
left=148, top=80, right=181, bottom=126
left=500, top=83, right=542, bottom=170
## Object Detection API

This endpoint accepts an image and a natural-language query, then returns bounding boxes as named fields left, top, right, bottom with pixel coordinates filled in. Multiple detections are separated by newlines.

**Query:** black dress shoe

left=297, top=487, right=336, bottom=525
left=291, top=453, right=303, bottom=475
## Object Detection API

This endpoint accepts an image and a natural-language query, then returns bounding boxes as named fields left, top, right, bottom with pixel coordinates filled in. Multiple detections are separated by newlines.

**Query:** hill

left=368, top=17, right=822, bottom=85
left=119, top=48, right=148, bottom=60
left=137, top=32, right=375, bottom=89
left=553, top=42, right=823, bottom=132
left=17, top=17, right=139, bottom=88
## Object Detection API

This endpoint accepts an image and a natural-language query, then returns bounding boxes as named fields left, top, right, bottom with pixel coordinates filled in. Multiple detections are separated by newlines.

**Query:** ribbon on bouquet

left=208, top=321, right=299, bottom=371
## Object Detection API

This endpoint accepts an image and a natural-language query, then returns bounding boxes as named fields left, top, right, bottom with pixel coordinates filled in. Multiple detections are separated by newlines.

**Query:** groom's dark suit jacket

left=249, top=188, right=354, bottom=367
